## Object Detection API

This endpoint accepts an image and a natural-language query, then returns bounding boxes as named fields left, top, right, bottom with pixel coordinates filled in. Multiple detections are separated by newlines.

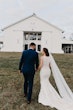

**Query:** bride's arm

left=49, top=63, right=51, bottom=70
left=38, top=57, right=43, bottom=70
left=49, top=57, right=52, bottom=71
left=49, top=57, right=51, bottom=70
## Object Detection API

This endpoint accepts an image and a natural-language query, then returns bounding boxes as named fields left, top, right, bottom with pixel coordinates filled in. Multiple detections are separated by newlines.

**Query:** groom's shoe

left=24, top=94, right=27, bottom=97
left=27, top=100, right=31, bottom=104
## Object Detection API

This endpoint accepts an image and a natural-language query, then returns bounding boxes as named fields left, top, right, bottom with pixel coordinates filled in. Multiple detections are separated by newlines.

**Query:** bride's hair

left=43, top=48, right=49, bottom=56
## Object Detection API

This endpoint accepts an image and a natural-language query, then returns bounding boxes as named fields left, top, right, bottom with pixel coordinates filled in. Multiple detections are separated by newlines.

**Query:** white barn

left=62, top=39, right=73, bottom=53
left=0, top=14, right=64, bottom=53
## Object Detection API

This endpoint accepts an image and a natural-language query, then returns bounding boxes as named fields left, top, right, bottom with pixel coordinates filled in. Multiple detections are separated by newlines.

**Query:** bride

left=38, top=48, right=73, bottom=110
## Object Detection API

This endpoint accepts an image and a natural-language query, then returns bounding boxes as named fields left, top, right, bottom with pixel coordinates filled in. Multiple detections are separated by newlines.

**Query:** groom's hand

left=35, top=69, right=38, bottom=72
left=35, top=68, right=39, bottom=72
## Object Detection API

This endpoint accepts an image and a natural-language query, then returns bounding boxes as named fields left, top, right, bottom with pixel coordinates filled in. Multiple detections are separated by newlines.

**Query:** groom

left=19, top=42, right=39, bottom=104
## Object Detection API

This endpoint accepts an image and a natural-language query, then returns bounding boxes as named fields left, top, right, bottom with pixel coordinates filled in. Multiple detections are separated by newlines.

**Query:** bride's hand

left=35, top=68, right=40, bottom=72
left=37, top=67, right=41, bottom=71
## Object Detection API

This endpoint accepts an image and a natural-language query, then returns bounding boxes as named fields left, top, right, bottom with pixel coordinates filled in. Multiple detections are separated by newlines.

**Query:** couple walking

left=19, top=42, right=50, bottom=104
left=19, top=42, right=73, bottom=110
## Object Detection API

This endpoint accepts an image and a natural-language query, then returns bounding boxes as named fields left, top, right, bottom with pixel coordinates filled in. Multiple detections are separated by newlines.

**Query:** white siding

left=42, top=31, right=63, bottom=53
left=4, top=16, right=61, bottom=33
left=1, top=15, right=63, bottom=53
left=2, top=30, right=23, bottom=52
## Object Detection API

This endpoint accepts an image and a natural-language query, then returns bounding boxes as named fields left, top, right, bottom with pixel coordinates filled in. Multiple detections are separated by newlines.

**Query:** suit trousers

left=23, top=73, right=34, bottom=101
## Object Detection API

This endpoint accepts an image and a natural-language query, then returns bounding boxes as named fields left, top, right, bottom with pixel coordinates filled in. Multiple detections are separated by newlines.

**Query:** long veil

left=50, top=54, right=73, bottom=102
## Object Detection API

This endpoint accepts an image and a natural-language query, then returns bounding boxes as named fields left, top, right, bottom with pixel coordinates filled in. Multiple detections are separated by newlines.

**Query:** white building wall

left=4, top=16, right=61, bottom=33
left=50, top=31, right=63, bottom=53
left=42, top=31, right=63, bottom=53
left=1, top=15, right=63, bottom=53
left=2, top=30, right=23, bottom=52
left=41, top=32, right=52, bottom=52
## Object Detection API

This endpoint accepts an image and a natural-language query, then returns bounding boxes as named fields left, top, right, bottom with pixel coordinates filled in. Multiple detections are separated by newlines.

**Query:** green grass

left=0, top=52, right=73, bottom=110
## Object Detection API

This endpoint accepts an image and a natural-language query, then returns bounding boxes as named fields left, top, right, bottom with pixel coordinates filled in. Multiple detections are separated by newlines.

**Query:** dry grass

left=0, top=52, right=73, bottom=110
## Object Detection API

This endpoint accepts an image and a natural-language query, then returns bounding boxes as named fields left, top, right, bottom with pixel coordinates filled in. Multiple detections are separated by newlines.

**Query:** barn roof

left=2, top=13, right=64, bottom=32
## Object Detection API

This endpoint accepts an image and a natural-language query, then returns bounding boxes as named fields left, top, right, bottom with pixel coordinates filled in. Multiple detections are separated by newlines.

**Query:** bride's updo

left=43, top=48, right=49, bottom=56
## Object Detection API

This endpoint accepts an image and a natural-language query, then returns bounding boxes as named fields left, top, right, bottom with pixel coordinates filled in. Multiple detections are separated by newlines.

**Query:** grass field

left=0, top=52, right=73, bottom=110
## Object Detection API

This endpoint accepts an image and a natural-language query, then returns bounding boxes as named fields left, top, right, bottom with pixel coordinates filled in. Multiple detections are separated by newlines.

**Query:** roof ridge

left=2, top=14, right=35, bottom=31
left=2, top=13, right=64, bottom=32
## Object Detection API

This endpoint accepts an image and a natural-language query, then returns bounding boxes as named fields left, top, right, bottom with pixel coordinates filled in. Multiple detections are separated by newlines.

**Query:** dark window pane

left=0, top=42, right=3, bottom=49
left=25, top=44, right=28, bottom=50
left=38, top=45, right=41, bottom=51
left=24, top=32, right=42, bottom=40
left=0, top=42, right=3, bottom=44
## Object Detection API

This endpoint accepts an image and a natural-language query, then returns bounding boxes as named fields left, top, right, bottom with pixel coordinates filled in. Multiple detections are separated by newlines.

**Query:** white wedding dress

left=38, top=55, right=73, bottom=110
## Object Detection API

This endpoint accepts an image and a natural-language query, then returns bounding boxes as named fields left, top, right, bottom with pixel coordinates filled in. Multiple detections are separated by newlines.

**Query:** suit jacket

left=19, top=49, right=39, bottom=74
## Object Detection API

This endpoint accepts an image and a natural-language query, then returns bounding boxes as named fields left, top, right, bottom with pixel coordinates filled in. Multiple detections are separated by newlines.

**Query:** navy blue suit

left=19, top=49, right=39, bottom=101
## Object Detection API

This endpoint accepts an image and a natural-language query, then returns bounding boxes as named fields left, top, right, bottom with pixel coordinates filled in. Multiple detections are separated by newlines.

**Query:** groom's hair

left=30, top=42, right=36, bottom=46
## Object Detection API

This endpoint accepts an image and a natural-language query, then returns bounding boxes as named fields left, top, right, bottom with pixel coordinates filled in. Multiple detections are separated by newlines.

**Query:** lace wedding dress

left=38, top=55, right=73, bottom=110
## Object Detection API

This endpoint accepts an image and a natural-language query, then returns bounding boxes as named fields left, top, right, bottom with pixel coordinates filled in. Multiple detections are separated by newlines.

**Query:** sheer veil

left=50, top=54, right=73, bottom=102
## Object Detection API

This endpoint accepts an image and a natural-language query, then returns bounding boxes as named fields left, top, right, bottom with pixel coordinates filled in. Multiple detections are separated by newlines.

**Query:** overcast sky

left=0, top=0, right=73, bottom=37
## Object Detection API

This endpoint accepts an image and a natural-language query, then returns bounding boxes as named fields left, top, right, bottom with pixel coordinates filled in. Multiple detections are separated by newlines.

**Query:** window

left=25, top=44, right=28, bottom=50
left=37, top=33, right=41, bottom=40
left=37, top=45, right=41, bottom=51
left=0, top=41, right=3, bottom=44
left=30, top=33, right=36, bottom=40
left=24, top=32, right=42, bottom=40
left=62, top=44, right=73, bottom=53
left=25, top=33, right=29, bottom=40
left=0, top=41, right=3, bottom=49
